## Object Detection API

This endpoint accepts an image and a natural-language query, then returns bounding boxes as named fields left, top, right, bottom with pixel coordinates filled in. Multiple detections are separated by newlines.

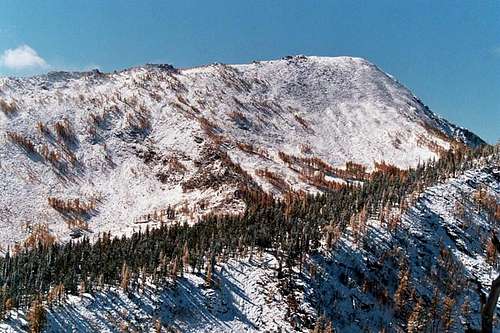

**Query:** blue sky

left=0, top=1, right=498, bottom=142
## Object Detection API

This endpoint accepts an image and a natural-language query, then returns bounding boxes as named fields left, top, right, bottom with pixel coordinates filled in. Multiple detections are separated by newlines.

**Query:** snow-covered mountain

left=2, top=164, right=498, bottom=332
left=0, top=55, right=485, bottom=247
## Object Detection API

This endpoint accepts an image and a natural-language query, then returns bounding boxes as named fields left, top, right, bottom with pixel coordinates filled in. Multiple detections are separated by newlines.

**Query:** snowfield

left=0, top=56, right=484, bottom=249
left=1, top=165, right=498, bottom=332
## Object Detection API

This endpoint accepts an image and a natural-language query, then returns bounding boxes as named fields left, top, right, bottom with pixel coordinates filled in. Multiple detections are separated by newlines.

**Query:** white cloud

left=0, top=45, right=47, bottom=70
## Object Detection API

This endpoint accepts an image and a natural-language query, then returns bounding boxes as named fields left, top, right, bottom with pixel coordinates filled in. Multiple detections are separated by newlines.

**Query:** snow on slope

left=0, top=56, right=484, bottom=248
left=1, top=165, right=497, bottom=332
left=1, top=253, right=313, bottom=333
left=309, top=164, right=499, bottom=332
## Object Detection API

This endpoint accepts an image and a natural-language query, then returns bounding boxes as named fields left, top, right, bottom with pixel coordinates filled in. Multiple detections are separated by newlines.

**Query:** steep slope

left=1, top=164, right=497, bottom=332
left=0, top=56, right=484, bottom=248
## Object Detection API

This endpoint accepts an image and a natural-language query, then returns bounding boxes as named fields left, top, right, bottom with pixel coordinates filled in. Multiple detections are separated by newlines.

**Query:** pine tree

left=2, top=298, right=13, bottom=319
left=442, top=295, right=455, bottom=331
left=312, top=315, right=324, bottom=333
left=429, top=289, right=441, bottom=332
left=324, top=320, right=333, bottom=333
left=154, top=318, right=162, bottom=333
left=182, top=243, right=190, bottom=273
left=78, top=280, right=86, bottom=296
left=120, top=262, right=131, bottom=292
left=407, top=298, right=426, bottom=332
left=27, top=297, right=45, bottom=333
left=394, top=266, right=411, bottom=316
left=170, top=256, right=178, bottom=282
left=205, top=260, right=213, bottom=288
left=461, top=296, right=471, bottom=321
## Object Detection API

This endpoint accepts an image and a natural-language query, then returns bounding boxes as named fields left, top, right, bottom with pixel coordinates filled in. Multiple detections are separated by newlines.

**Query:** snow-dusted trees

left=0, top=98, right=17, bottom=116
left=394, top=264, right=412, bottom=316
left=0, top=143, right=495, bottom=330
left=153, top=318, right=163, bottom=333
left=54, top=119, right=76, bottom=144
left=479, top=234, right=500, bottom=333
left=311, top=316, right=333, bottom=333
left=407, top=298, right=426, bottom=333
left=6, top=131, right=36, bottom=154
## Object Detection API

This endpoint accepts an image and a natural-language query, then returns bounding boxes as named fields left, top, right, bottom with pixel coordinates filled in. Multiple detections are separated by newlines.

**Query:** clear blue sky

left=0, top=1, right=498, bottom=142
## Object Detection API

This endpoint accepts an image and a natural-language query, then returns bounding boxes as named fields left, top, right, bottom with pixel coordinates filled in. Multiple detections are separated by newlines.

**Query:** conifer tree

left=182, top=243, right=190, bottom=273
left=205, top=260, right=213, bottom=288
left=120, top=262, right=131, bottom=293
left=442, top=295, right=455, bottom=332
left=407, top=298, right=426, bottom=333
left=27, top=297, right=45, bottom=333
left=170, top=257, right=178, bottom=282
left=394, top=263, right=412, bottom=318
left=154, top=318, right=162, bottom=333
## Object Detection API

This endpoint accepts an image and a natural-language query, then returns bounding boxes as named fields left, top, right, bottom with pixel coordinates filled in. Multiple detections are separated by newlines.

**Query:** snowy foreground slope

left=2, top=165, right=498, bottom=332
left=0, top=56, right=484, bottom=248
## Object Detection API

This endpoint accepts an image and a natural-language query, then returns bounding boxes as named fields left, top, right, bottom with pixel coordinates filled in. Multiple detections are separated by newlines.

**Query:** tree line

left=0, top=144, right=497, bottom=331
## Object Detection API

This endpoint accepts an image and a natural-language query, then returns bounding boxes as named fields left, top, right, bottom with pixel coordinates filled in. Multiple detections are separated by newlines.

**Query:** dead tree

left=481, top=233, right=500, bottom=333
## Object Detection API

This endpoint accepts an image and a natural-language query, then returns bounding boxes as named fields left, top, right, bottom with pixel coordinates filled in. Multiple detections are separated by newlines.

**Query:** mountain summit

left=0, top=55, right=484, bottom=246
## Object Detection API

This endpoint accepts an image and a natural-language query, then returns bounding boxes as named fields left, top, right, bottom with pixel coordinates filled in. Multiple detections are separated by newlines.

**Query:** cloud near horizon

left=0, top=45, right=47, bottom=70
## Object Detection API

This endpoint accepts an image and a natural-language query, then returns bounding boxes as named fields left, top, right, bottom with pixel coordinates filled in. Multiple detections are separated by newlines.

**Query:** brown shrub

left=373, top=161, right=407, bottom=180
left=298, top=171, right=344, bottom=192
left=294, top=114, right=309, bottom=129
left=299, top=144, right=312, bottom=154
left=229, top=110, right=251, bottom=129
left=126, top=111, right=151, bottom=132
left=54, top=119, right=76, bottom=143
left=6, top=132, right=36, bottom=154
left=0, top=99, right=17, bottom=115
left=88, top=112, right=104, bottom=127
left=48, top=197, right=96, bottom=215
left=36, top=122, right=51, bottom=136
left=199, top=116, right=218, bottom=134
left=167, top=156, right=187, bottom=173
left=301, top=156, right=338, bottom=176
left=278, top=151, right=368, bottom=187
left=198, top=117, right=226, bottom=146
left=278, top=151, right=298, bottom=166
left=38, top=145, right=61, bottom=166
left=66, top=218, right=89, bottom=231
left=255, top=169, right=290, bottom=192
left=23, top=224, right=55, bottom=250
left=237, top=142, right=268, bottom=159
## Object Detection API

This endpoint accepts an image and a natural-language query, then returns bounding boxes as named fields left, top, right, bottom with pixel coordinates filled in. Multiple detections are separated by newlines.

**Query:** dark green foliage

left=0, top=144, right=496, bottom=313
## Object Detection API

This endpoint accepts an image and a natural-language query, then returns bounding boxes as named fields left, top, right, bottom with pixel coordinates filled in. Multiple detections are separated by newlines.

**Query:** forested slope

left=0, top=145, right=497, bottom=332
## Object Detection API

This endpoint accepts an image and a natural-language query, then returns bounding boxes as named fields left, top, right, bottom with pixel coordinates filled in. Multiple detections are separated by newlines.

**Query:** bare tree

left=480, top=233, right=500, bottom=333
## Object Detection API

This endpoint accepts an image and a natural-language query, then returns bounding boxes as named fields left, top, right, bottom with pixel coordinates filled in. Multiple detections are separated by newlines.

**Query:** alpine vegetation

left=0, top=57, right=497, bottom=333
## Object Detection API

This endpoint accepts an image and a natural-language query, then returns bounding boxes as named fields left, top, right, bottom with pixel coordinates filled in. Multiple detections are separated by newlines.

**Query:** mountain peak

left=0, top=55, right=485, bottom=248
